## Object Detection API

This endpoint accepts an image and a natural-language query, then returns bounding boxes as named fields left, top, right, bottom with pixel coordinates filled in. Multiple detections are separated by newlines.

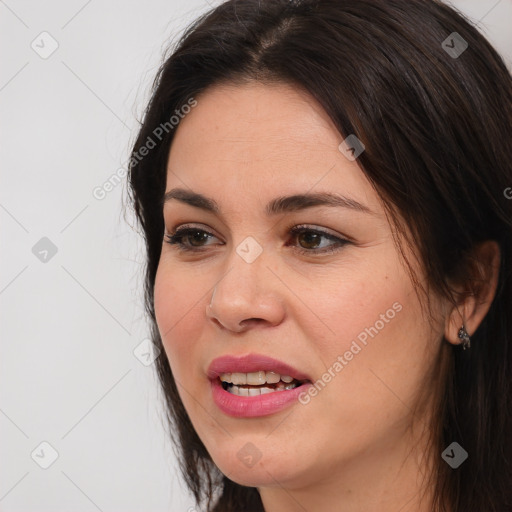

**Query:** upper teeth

left=220, top=371, right=295, bottom=385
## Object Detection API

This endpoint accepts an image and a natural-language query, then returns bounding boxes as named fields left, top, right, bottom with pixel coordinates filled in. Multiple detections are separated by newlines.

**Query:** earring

left=457, top=324, right=471, bottom=350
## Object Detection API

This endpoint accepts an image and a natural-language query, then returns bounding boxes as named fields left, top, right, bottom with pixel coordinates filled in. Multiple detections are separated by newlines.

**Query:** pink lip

left=210, top=378, right=313, bottom=418
left=207, top=353, right=313, bottom=418
left=207, top=353, right=312, bottom=381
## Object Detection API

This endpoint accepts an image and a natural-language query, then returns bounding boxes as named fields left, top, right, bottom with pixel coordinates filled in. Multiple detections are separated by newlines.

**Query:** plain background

left=1, top=1, right=511, bottom=511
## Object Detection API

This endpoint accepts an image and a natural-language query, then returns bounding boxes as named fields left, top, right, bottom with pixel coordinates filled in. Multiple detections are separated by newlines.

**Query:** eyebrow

left=162, top=188, right=374, bottom=216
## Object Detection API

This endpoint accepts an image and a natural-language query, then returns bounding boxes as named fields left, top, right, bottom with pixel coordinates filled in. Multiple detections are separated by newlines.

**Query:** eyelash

left=164, top=224, right=350, bottom=256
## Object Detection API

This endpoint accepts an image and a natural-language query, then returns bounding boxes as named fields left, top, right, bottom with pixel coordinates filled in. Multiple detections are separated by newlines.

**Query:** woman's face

left=154, top=82, right=445, bottom=491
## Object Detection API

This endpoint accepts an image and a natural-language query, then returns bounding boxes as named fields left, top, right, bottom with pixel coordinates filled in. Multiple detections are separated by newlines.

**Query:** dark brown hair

left=126, top=1, right=512, bottom=510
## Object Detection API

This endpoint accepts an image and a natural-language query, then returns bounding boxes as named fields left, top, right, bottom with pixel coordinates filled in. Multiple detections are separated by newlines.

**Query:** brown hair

left=126, top=1, right=512, bottom=510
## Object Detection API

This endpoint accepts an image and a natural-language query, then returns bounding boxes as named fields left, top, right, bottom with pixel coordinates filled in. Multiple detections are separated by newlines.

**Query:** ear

left=445, top=240, right=501, bottom=346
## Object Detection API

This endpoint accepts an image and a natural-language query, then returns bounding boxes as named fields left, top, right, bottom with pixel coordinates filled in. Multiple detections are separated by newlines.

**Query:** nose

left=205, top=252, right=286, bottom=333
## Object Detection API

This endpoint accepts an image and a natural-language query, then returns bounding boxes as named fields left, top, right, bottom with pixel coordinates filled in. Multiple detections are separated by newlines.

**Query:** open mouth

left=209, top=357, right=314, bottom=417
left=219, top=371, right=307, bottom=396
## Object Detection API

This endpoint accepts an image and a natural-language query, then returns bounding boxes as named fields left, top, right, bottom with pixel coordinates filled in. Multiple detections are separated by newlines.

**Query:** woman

left=127, top=0, right=512, bottom=510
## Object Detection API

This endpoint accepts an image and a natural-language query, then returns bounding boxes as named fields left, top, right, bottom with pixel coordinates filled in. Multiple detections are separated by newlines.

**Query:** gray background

left=1, top=1, right=511, bottom=511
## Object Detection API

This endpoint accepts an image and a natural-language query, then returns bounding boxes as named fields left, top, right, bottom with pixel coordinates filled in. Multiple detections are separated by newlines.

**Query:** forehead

left=170, top=82, right=339, bottom=161
left=165, top=82, right=380, bottom=215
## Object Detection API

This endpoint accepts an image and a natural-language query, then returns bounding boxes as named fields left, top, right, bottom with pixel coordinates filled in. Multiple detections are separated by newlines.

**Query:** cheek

left=153, top=262, right=205, bottom=380
left=303, top=251, right=429, bottom=420
left=306, top=249, right=415, bottom=360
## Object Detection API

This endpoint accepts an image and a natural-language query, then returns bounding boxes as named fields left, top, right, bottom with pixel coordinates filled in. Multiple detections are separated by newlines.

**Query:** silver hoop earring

left=458, top=324, right=471, bottom=350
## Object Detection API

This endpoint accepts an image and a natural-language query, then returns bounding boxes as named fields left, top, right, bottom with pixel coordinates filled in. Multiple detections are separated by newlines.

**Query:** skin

left=153, top=82, right=500, bottom=512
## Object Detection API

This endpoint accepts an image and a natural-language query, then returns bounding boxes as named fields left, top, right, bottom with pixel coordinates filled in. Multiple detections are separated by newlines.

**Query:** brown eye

left=288, top=225, right=350, bottom=256
left=184, top=230, right=211, bottom=247
left=165, top=227, right=218, bottom=251
left=296, top=231, right=323, bottom=250
left=164, top=224, right=350, bottom=256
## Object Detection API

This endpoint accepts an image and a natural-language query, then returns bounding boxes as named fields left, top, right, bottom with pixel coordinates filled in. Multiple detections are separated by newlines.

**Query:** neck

left=258, top=424, right=440, bottom=512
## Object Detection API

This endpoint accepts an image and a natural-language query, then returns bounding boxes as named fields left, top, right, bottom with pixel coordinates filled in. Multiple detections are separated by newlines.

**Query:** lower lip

left=210, top=377, right=312, bottom=418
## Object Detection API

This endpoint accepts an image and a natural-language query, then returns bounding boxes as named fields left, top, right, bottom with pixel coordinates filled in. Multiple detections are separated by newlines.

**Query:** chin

left=208, top=441, right=307, bottom=488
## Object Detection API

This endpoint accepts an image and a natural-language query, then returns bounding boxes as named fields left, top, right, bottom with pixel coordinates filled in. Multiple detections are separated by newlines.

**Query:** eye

left=164, top=224, right=351, bottom=256
left=164, top=225, right=218, bottom=252
left=287, top=224, right=350, bottom=256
